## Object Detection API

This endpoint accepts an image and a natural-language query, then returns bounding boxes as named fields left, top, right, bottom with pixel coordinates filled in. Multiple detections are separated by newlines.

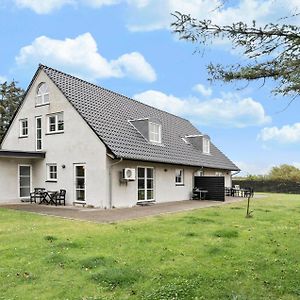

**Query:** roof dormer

left=185, top=134, right=211, bottom=154
left=130, top=118, right=162, bottom=144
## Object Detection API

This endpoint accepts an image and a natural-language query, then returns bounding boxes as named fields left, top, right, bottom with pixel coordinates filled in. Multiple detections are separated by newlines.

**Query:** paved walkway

left=0, top=196, right=258, bottom=223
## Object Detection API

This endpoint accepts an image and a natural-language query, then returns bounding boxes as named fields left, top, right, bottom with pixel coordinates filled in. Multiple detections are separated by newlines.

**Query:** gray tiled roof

left=42, top=65, right=239, bottom=171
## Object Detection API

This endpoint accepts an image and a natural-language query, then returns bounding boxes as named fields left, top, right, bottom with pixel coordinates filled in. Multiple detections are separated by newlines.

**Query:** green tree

left=0, top=81, right=24, bottom=141
left=171, top=11, right=300, bottom=98
left=268, top=164, right=300, bottom=181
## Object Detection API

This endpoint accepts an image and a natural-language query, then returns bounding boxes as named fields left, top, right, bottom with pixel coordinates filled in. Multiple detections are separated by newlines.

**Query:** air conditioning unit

left=122, top=168, right=136, bottom=181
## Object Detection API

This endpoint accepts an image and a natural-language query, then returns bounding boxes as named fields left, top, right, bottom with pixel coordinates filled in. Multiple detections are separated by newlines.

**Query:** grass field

left=1, top=193, right=300, bottom=300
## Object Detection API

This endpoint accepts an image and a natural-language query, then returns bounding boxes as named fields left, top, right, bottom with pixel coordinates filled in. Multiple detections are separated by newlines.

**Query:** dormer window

left=36, top=82, right=49, bottom=106
left=203, top=138, right=210, bottom=154
left=149, top=122, right=161, bottom=143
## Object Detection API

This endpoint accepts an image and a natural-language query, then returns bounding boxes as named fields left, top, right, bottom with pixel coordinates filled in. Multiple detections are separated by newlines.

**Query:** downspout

left=108, top=157, right=123, bottom=209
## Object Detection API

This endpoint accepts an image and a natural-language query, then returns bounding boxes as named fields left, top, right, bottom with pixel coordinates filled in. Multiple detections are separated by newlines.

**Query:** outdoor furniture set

left=225, top=185, right=254, bottom=198
left=191, top=187, right=208, bottom=200
left=30, top=188, right=66, bottom=206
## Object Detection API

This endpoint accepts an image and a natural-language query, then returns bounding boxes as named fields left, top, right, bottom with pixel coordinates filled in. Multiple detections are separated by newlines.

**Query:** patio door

left=137, top=167, right=154, bottom=202
left=18, top=165, right=32, bottom=199
left=74, top=164, right=86, bottom=202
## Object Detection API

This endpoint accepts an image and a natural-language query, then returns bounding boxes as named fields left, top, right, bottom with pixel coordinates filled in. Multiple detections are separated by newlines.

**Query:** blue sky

left=1, top=0, right=300, bottom=175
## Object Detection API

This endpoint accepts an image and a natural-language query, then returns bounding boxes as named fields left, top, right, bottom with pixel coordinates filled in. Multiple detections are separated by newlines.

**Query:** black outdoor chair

left=54, top=189, right=66, bottom=206
left=30, top=188, right=46, bottom=203
left=191, top=188, right=200, bottom=200
left=244, top=187, right=254, bottom=198
left=225, top=187, right=231, bottom=196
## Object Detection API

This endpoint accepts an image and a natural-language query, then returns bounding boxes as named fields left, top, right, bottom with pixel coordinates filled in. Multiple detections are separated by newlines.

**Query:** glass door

left=19, top=165, right=31, bottom=198
left=74, top=164, right=86, bottom=202
left=137, top=167, right=154, bottom=202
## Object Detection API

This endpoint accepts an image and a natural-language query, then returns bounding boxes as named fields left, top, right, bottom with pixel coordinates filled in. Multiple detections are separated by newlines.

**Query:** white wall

left=0, top=158, right=37, bottom=203
left=110, top=160, right=199, bottom=208
left=1, top=70, right=108, bottom=207
left=109, top=160, right=233, bottom=208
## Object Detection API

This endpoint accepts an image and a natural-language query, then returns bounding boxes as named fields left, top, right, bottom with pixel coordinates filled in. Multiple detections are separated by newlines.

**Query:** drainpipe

left=108, top=157, right=123, bottom=209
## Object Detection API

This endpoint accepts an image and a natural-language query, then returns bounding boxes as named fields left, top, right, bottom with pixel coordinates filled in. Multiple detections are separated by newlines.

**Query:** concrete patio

left=0, top=196, right=258, bottom=223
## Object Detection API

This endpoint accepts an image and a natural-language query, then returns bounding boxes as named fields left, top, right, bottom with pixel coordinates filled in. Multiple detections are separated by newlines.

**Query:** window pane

left=147, top=179, right=153, bottom=189
left=58, top=113, right=64, bottom=131
left=43, top=93, right=49, bottom=103
left=138, top=190, right=145, bottom=201
left=76, top=166, right=85, bottom=177
left=20, top=166, right=30, bottom=176
left=76, top=178, right=85, bottom=189
left=49, top=116, right=56, bottom=132
left=138, top=179, right=145, bottom=189
left=76, top=190, right=85, bottom=201
left=20, top=176, right=30, bottom=187
left=20, top=187, right=30, bottom=198
left=138, top=168, right=145, bottom=178
left=147, top=168, right=153, bottom=178
left=147, top=190, right=153, bottom=200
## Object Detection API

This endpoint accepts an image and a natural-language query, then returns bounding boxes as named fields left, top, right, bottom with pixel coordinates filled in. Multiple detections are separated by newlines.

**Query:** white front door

left=137, top=167, right=154, bottom=202
left=18, top=165, right=32, bottom=199
left=74, top=164, right=86, bottom=202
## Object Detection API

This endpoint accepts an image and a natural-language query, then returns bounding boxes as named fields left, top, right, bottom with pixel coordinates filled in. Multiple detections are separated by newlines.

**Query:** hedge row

left=232, top=180, right=300, bottom=194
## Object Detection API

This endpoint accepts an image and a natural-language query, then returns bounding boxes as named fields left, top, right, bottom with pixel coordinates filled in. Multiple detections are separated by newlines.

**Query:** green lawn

left=1, top=194, right=300, bottom=300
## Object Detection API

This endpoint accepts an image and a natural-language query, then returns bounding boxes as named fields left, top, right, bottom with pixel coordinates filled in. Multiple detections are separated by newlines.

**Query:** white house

left=0, top=65, right=239, bottom=208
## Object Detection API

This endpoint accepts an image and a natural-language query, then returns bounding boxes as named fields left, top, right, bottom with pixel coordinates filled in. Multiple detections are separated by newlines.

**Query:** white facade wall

left=1, top=70, right=108, bottom=207
left=0, top=158, right=37, bottom=203
left=109, top=159, right=232, bottom=208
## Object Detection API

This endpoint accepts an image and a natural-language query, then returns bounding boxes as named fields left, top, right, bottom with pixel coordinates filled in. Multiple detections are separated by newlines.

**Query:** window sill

left=45, top=180, right=57, bottom=183
left=175, top=183, right=184, bottom=186
left=46, top=131, right=64, bottom=136
left=35, top=103, right=50, bottom=108
left=19, top=136, right=28, bottom=139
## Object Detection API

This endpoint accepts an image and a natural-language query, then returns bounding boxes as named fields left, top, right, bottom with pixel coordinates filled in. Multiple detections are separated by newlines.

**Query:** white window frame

left=215, top=172, right=223, bottom=177
left=137, top=166, right=155, bottom=202
left=74, top=163, right=86, bottom=203
left=149, top=122, right=161, bottom=143
left=36, top=116, right=42, bottom=151
left=18, top=164, right=32, bottom=199
left=36, top=82, right=49, bottom=106
left=175, top=168, right=184, bottom=185
left=19, top=119, right=28, bottom=137
left=47, top=112, right=64, bottom=134
left=47, top=164, right=57, bottom=182
left=203, top=138, right=210, bottom=154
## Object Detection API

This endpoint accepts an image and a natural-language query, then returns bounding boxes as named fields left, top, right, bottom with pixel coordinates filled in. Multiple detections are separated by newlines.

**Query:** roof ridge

left=40, top=64, right=192, bottom=123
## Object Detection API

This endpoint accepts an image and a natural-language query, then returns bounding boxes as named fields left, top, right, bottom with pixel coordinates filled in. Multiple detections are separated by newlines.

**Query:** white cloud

left=14, top=0, right=121, bottom=13
left=258, top=123, right=300, bottom=143
left=14, top=0, right=74, bottom=14
left=127, top=0, right=300, bottom=32
left=13, top=0, right=300, bottom=29
left=193, top=83, right=212, bottom=97
left=15, top=33, right=156, bottom=82
left=84, top=0, right=121, bottom=8
left=111, top=52, right=156, bottom=82
left=133, top=89, right=271, bottom=128
left=0, top=76, right=7, bottom=83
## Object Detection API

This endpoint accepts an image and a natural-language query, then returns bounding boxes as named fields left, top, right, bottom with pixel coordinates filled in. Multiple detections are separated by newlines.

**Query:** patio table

left=39, top=191, right=58, bottom=205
